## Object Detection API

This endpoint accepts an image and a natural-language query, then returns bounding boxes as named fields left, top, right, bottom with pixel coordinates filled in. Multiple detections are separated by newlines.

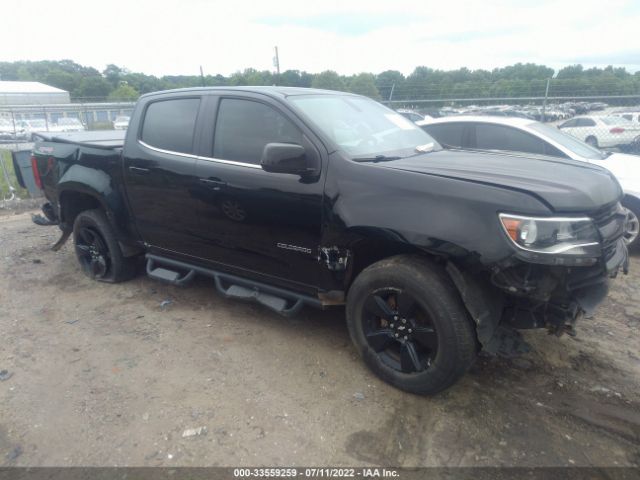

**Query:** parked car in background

left=396, top=109, right=432, bottom=123
left=113, top=116, right=130, bottom=130
left=419, top=115, right=640, bottom=247
left=16, top=119, right=50, bottom=140
left=558, top=116, right=640, bottom=149
left=55, top=118, right=85, bottom=132
left=612, top=111, right=640, bottom=124
left=0, top=119, right=21, bottom=141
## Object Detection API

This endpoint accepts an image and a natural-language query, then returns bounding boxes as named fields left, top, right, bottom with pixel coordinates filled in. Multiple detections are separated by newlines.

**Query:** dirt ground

left=0, top=210, right=639, bottom=468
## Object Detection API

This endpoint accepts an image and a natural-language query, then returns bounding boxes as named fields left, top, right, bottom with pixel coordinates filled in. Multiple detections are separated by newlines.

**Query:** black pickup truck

left=31, top=87, right=628, bottom=394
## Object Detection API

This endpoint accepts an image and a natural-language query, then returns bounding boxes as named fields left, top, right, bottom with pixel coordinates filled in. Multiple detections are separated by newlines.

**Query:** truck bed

left=33, top=130, right=126, bottom=149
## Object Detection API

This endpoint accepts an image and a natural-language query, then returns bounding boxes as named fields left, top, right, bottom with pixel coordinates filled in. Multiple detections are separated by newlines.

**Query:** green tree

left=76, top=76, right=112, bottom=99
left=376, top=70, right=405, bottom=100
left=103, top=64, right=125, bottom=87
left=108, top=83, right=139, bottom=101
left=348, top=73, right=380, bottom=99
left=44, top=70, right=78, bottom=93
left=311, top=70, right=346, bottom=91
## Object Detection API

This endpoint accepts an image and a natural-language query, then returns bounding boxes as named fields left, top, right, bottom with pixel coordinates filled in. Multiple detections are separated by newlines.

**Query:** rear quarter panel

left=33, top=142, right=137, bottom=242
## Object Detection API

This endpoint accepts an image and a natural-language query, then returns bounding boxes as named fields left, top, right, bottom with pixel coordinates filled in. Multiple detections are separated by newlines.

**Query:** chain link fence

left=0, top=99, right=135, bottom=144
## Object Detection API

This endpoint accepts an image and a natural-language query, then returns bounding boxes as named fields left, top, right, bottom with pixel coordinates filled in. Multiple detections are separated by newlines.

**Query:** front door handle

left=199, top=178, right=227, bottom=191
left=129, top=166, right=150, bottom=174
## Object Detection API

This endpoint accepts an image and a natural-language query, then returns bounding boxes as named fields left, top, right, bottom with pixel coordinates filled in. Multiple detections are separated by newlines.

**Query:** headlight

left=499, top=213, right=600, bottom=258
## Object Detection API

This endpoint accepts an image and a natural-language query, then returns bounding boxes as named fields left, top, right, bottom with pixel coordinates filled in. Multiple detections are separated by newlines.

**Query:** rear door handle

left=129, top=166, right=150, bottom=175
left=199, top=178, right=227, bottom=191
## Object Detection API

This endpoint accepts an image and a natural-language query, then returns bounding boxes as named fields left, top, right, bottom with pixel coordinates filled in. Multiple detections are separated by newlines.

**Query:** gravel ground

left=0, top=211, right=638, bottom=467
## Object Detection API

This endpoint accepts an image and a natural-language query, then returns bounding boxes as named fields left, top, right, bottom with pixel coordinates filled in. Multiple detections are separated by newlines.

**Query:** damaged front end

left=451, top=203, right=629, bottom=356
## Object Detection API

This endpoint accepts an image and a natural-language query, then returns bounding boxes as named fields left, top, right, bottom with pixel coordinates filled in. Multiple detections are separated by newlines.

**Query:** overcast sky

left=4, top=0, right=639, bottom=76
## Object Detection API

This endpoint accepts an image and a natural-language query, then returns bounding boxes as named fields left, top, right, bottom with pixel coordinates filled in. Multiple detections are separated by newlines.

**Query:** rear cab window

left=141, top=97, right=201, bottom=154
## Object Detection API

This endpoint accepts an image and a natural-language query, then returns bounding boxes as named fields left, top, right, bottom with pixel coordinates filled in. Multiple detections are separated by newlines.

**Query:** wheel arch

left=58, top=187, right=105, bottom=231
left=622, top=193, right=640, bottom=212
left=344, top=235, right=504, bottom=352
left=57, top=185, right=142, bottom=257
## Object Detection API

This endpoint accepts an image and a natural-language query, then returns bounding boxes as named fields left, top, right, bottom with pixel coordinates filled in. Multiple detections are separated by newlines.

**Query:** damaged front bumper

left=502, top=236, right=628, bottom=332
left=449, top=236, right=629, bottom=357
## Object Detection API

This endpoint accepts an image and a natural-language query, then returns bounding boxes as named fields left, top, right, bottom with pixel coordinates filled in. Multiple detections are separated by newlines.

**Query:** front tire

left=346, top=255, right=477, bottom=395
left=73, top=209, right=137, bottom=283
left=622, top=201, right=640, bottom=248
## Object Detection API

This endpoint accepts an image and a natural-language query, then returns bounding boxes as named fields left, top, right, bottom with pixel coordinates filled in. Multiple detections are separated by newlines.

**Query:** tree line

left=1, top=60, right=639, bottom=104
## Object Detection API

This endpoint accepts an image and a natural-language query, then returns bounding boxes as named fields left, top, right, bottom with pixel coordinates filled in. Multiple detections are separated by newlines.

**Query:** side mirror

left=261, top=143, right=310, bottom=176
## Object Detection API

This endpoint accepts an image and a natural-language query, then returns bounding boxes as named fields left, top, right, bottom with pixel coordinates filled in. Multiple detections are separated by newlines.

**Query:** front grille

left=592, top=203, right=625, bottom=261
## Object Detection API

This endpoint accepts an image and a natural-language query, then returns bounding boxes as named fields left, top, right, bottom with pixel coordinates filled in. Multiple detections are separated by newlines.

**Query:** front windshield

left=289, top=94, right=439, bottom=157
left=528, top=122, right=606, bottom=160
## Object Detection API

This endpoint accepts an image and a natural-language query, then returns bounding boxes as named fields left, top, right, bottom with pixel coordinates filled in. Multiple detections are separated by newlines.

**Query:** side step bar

left=145, top=254, right=322, bottom=317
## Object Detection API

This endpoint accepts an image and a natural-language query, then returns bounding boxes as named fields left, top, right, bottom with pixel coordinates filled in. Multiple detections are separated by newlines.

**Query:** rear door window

left=575, top=118, right=596, bottom=127
left=213, top=98, right=303, bottom=165
left=474, top=124, right=546, bottom=155
left=423, top=123, right=465, bottom=148
left=141, top=98, right=201, bottom=154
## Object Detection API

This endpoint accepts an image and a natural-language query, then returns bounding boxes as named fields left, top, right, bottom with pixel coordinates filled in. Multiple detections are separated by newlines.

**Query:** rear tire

left=586, top=136, right=598, bottom=148
left=73, top=209, right=137, bottom=283
left=346, top=255, right=477, bottom=395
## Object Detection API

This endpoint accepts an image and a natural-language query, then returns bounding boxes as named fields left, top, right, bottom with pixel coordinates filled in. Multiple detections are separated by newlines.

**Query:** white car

left=55, top=118, right=85, bottom=132
left=0, top=119, right=21, bottom=141
left=113, top=116, right=130, bottom=130
left=558, top=115, right=640, bottom=149
left=396, top=109, right=432, bottom=123
left=418, top=115, right=640, bottom=246
left=16, top=119, right=50, bottom=140
left=612, top=111, right=640, bottom=124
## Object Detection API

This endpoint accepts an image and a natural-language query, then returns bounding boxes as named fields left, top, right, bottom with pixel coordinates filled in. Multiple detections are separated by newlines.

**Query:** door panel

left=123, top=96, right=204, bottom=256
left=192, top=95, right=325, bottom=290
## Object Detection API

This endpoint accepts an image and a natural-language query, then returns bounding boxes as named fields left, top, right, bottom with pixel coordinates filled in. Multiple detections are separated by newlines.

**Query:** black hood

left=378, top=149, right=622, bottom=213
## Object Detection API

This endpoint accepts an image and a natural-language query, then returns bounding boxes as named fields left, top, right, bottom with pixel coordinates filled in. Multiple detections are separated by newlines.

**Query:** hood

left=379, top=149, right=622, bottom=213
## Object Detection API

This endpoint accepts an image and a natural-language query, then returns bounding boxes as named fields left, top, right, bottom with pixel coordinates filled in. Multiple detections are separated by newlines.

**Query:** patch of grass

left=0, top=149, right=30, bottom=199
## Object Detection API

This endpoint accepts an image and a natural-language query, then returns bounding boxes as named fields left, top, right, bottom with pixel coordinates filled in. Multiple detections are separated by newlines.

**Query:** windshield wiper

left=352, top=155, right=403, bottom=163
left=438, top=142, right=459, bottom=150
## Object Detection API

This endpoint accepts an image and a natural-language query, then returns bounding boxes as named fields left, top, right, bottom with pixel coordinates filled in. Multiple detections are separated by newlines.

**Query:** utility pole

left=388, top=83, right=395, bottom=102
left=541, top=71, right=558, bottom=123
left=541, top=77, right=551, bottom=122
left=273, top=46, right=280, bottom=84
left=199, top=66, right=205, bottom=87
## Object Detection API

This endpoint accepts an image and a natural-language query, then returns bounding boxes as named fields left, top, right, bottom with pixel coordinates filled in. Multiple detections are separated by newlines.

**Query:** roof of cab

left=140, top=86, right=355, bottom=100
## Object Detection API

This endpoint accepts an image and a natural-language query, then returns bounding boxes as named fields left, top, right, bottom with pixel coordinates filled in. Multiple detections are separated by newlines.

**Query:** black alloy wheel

left=362, top=288, right=438, bottom=374
left=72, top=209, right=138, bottom=283
left=346, top=255, right=478, bottom=395
left=75, top=226, right=110, bottom=279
